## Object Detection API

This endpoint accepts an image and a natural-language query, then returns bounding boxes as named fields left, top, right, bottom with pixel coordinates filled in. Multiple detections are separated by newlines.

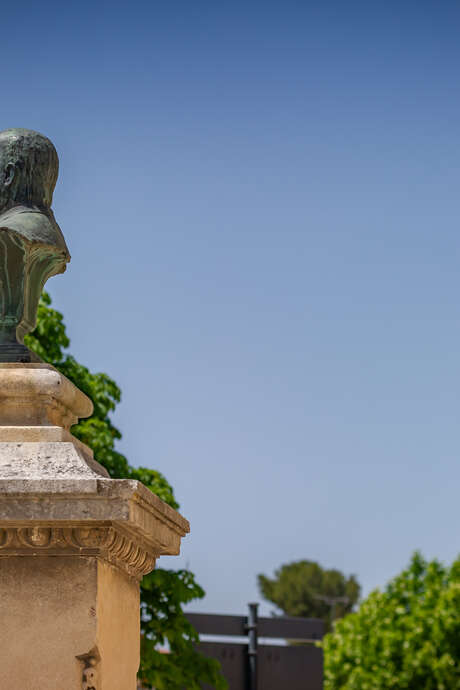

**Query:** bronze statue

left=0, top=128, right=69, bottom=361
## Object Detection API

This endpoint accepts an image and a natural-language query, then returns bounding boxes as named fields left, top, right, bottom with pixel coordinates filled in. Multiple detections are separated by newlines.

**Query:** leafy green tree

left=25, top=292, right=227, bottom=690
left=258, top=560, right=360, bottom=630
left=323, top=552, right=460, bottom=689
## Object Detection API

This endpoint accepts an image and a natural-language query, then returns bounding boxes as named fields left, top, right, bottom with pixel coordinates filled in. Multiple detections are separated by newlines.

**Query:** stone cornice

left=0, top=479, right=190, bottom=580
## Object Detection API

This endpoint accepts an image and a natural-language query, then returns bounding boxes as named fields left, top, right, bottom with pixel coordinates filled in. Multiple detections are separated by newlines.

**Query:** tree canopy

left=25, top=292, right=227, bottom=690
left=323, top=552, right=460, bottom=689
left=258, top=559, right=360, bottom=629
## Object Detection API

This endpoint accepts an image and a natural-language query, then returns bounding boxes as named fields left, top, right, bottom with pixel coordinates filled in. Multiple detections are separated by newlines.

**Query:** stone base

left=0, top=363, right=190, bottom=688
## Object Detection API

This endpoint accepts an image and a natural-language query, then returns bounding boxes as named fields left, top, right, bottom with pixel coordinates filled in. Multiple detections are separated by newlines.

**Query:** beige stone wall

left=0, top=556, right=97, bottom=688
left=0, top=556, right=140, bottom=689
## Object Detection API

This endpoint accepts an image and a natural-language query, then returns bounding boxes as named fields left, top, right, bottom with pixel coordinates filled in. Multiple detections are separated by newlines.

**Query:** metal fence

left=186, top=603, right=324, bottom=690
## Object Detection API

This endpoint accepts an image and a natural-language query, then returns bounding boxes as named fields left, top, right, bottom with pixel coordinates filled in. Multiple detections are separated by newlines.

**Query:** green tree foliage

left=258, top=560, right=360, bottom=630
left=323, top=552, right=460, bottom=689
left=25, top=292, right=227, bottom=690
left=140, top=569, right=228, bottom=689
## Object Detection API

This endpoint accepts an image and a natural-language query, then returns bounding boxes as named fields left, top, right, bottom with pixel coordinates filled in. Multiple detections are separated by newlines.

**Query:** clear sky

left=4, top=0, right=460, bottom=614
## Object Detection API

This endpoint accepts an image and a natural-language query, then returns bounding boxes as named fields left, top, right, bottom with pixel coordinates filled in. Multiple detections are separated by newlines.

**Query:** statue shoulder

left=0, top=206, right=69, bottom=255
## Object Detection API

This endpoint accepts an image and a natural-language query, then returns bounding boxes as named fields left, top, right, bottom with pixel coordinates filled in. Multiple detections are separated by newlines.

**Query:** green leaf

left=322, top=552, right=460, bottom=689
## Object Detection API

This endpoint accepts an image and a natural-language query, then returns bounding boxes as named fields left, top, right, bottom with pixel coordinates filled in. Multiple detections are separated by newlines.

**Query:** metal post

left=247, top=603, right=258, bottom=690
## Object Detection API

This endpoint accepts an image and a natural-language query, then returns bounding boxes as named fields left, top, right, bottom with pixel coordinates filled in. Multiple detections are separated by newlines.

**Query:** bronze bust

left=0, top=128, right=69, bottom=361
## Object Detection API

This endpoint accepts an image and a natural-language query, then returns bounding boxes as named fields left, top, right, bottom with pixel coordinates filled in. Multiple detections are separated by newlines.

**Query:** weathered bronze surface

left=0, top=128, right=69, bottom=362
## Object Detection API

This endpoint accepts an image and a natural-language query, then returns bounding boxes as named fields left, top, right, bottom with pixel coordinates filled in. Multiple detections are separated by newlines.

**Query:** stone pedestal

left=0, top=363, right=189, bottom=689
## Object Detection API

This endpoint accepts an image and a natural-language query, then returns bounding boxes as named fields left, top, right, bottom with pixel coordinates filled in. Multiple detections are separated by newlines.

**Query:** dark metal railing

left=186, top=603, right=324, bottom=690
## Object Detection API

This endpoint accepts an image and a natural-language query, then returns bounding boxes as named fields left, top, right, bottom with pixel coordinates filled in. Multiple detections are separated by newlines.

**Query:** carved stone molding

left=0, top=478, right=189, bottom=582
left=77, top=647, right=100, bottom=690
left=0, top=525, right=158, bottom=580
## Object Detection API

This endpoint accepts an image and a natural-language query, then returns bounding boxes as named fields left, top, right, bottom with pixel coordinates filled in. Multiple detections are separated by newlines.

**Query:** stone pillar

left=0, top=363, right=189, bottom=689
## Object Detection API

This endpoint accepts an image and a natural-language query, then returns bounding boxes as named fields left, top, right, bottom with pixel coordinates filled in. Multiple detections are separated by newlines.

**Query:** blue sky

left=4, top=1, right=460, bottom=613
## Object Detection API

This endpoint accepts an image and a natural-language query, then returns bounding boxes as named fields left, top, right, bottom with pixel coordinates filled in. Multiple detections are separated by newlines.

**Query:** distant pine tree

left=258, top=559, right=360, bottom=631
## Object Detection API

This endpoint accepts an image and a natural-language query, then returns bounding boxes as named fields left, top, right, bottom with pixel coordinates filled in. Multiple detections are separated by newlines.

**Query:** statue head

left=0, top=128, right=59, bottom=213
left=0, top=128, right=66, bottom=362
